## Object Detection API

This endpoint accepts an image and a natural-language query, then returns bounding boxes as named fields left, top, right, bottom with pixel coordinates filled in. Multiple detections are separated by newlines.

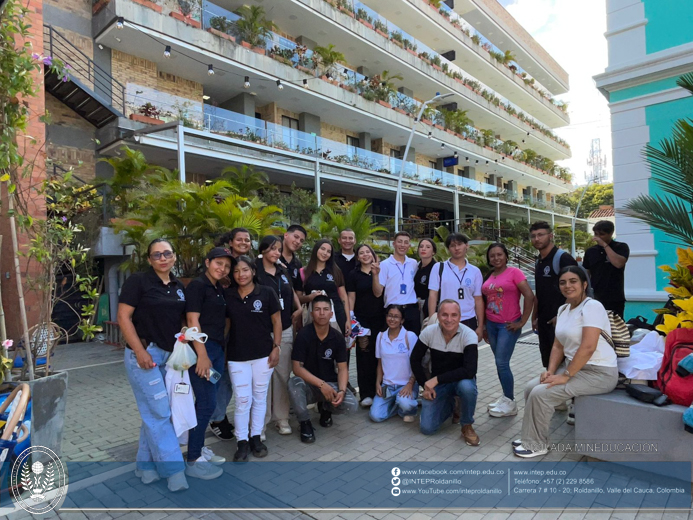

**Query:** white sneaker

left=403, top=414, right=416, bottom=423
left=567, top=402, right=575, bottom=425
left=201, top=446, right=225, bottom=465
left=276, top=420, right=292, bottom=435
left=135, top=469, right=160, bottom=484
left=514, top=444, right=549, bottom=458
left=488, top=396, right=518, bottom=417
left=487, top=395, right=503, bottom=411
left=360, top=397, right=373, bottom=408
left=261, top=430, right=266, bottom=442
left=185, top=456, right=223, bottom=480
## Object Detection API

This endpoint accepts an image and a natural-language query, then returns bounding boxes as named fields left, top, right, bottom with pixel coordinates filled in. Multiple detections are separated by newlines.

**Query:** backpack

left=536, top=248, right=594, bottom=298
left=656, top=327, right=693, bottom=406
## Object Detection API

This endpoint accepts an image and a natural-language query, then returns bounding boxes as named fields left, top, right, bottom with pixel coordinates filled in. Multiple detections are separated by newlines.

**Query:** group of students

left=117, top=218, right=629, bottom=491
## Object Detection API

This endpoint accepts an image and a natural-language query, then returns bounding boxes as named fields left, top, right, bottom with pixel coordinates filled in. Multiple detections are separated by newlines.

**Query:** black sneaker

left=318, top=402, right=333, bottom=428
left=299, top=420, right=316, bottom=443
left=233, top=440, right=250, bottom=462
left=249, top=435, right=268, bottom=458
left=209, top=416, right=234, bottom=441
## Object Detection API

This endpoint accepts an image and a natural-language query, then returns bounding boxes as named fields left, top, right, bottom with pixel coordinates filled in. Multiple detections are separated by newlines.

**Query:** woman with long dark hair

left=298, top=239, right=350, bottom=337
left=414, top=238, right=437, bottom=322
left=215, top=227, right=252, bottom=259
left=513, top=266, right=618, bottom=458
left=225, top=256, right=282, bottom=461
left=347, top=244, right=384, bottom=407
left=256, top=236, right=302, bottom=435
left=482, top=242, right=534, bottom=418
left=117, top=238, right=189, bottom=491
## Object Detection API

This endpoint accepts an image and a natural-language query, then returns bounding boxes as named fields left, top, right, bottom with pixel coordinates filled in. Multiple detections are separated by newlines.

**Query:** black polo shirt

left=280, top=253, right=303, bottom=292
left=292, top=323, right=347, bottom=383
left=414, top=260, right=437, bottom=300
left=255, top=259, right=294, bottom=330
left=304, top=268, right=343, bottom=303
left=535, top=246, right=577, bottom=319
left=346, top=268, right=384, bottom=328
left=119, top=269, right=186, bottom=352
left=225, top=284, right=281, bottom=362
left=184, top=274, right=227, bottom=345
left=583, top=240, right=630, bottom=304
left=335, top=251, right=356, bottom=280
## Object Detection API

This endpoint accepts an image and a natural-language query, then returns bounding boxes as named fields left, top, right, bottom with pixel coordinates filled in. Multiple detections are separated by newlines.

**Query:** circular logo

left=326, top=273, right=334, bottom=282
left=543, top=265, right=551, bottom=276
left=11, top=446, right=67, bottom=514
left=293, top=268, right=298, bottom=277
left=421, top=275, right=427, bottom=283
left=323, top=348, right=333, bottom=360
left=391, top=487, right=401, bottom=496
left=391, top=467, right=400, bottom=476
left=253, top=300, right=263, bottom=311
left=281, top=275, right=289, bottom=284
left=392, top=477, right=400, bottom=486
left=177, top=289, right=185, bottom=301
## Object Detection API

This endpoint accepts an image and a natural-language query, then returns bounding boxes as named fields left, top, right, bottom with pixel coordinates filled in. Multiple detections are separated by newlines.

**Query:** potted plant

left=390, top=31, right=404, bottom=48
left=336, top=0, right=354, bottom=17
left=208, top=15, right=235, bottom=41
left=370, top=70, right=402, bottom=109
left=232, top=5, right=276, bottom=53
left=268, top=45, right=294, bottom=65
left=430, top=54, right=442, bottom=71
left=403, top=38, right=417, bottom=56
left=129, top=102, right=166, bottom=125
left=171, top=0, right=201, bottom=28
left=355, top=8, right=373, bottom=29
left=374, top=19, right=388, bottom=38
left=313, top=43, right=345, bottom=80
left=132, top=0, right=161, bottom=13
left=470, top=34, right=481, bottom=45
left=417, top=51, right=431, bottom=65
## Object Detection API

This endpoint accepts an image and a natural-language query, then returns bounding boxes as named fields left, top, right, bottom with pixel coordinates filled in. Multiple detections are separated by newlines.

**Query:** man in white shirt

left=428, top=232, right=484, bottom=342
left=372, top=231, right=421, bottom=334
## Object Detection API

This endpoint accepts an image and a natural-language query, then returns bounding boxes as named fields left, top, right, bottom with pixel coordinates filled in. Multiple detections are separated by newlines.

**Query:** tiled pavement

left=8, top=336, right=690, bottom=520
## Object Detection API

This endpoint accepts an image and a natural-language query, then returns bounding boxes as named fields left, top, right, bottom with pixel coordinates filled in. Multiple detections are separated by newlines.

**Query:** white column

left=177, top=123, right=186, bottom=183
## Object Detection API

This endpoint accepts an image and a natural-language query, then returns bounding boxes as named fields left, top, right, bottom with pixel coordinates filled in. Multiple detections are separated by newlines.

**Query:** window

left=390, top=149, right=402, bottom=159
left=281, top=116, right=299, bottom=148
left=346, top=136, right=360, bottom=160
left=429, top=161, right=436, bottom=170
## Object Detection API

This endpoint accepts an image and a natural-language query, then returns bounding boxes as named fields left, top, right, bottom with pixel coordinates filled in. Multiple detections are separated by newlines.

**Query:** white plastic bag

left=166, top=327, right=207, bottom=371
left=165, top=366, right=197, bottom=444
left=617, top=331, right=665, bottom=380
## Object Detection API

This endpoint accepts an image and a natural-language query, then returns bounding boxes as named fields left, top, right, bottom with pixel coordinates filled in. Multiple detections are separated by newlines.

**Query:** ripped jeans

left=124, top=344, right=185, bottom=478
left=229, top=357, right=274, bottom=442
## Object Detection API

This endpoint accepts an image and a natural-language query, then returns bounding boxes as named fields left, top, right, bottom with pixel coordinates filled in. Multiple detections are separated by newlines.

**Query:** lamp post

left=571, top=175, right=594, bottom=257
left=395, top=92, right=454, bottom=232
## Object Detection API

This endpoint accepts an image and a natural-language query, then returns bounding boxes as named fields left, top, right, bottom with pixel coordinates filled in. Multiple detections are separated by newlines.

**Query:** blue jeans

left=187, top=340, right=226, bottom=460
left=211, top=360, right=233, bottom=423
left=124, top=344, right=185, bottom=478
left=485, top=319, right=521, bottom=400
left=420, top=378, right=477, bottom=435
left=369, top=383, right=419, bottom=422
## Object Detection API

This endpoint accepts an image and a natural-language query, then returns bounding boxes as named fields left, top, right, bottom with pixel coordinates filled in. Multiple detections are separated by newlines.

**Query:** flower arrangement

left=655, top=247, right=693, bottom=334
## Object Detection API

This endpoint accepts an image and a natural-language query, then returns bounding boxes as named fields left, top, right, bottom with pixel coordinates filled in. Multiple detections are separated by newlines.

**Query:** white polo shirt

left=378, top=255, right=418, bottom=306
left=428, top=259, right=483, bottom=320
left=375, top=328, right=418, bottom=386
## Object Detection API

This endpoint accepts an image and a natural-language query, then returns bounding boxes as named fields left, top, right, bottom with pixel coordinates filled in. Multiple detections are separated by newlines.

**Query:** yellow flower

left=673, top=299, right=693, bottom=314
left=677, top=248, right=693, bottom=269
left=656, top=312, right=693, bottom=334
left=665, top=286, right=692, bottom=298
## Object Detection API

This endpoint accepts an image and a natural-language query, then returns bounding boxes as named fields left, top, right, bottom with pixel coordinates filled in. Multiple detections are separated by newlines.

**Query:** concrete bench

left=574, top=389, right=692, bottom=480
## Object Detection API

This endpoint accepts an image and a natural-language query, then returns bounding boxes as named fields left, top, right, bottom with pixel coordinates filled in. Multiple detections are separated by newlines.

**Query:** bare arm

left=186, top=311, right=211, bottom=378
left=117, top=303, right=154, bottom=369
left=371, top=261, right=384, bottom=298
left=338, top=285, right=350, bottom=336
left=428, top=289, right=439, bottom=317
left=474, top=295, right=485, bottom=341
left=546, top=327, right=600, bottom=387
left=604, top=245, right=627, bottom=269
left=508, top=281, right=534, bottom=332
left=293, top=359, right=338, bottom=402
left=348, top=291, right=356, bottom=316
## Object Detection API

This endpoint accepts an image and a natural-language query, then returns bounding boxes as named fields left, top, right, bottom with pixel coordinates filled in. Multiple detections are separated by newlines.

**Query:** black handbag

left=625, top=383, right=670, bottom=406
left=626, top=315, right=655, bottom=332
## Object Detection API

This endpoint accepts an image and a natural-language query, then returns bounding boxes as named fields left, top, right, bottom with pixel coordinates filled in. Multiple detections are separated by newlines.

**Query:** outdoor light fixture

left=116, top=17, right=124, bottom=29
left=465, top=156, right=469, bottom=161
left=495, top=159, right=498, bottom=163
left=207, top=64, right=214, bottom=75
left=440, top=143, right=445, bottom=149
left=303, top=79, right=309, bottom=88
left=244, top=76, right=250, bottom=88
left=427, top=132, right=432, bottom=138
left=486, top=160, right=489, bottom=164
left=475, top=160, right=479, bottom=163
left=453, top=151, right=458, bottom=158
left=164, top=45, right=171, bottom=58
left=277, top=79, right=284, bottom=90
left=343, top=68, right=348, bottom=74
left=522, top=139, right=525, bottom=143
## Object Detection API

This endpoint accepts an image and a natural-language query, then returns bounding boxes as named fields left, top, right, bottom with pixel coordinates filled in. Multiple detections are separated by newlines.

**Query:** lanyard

left=393, top=259, right=408, bottom=281
left=447, top=261, right=468, bottom=287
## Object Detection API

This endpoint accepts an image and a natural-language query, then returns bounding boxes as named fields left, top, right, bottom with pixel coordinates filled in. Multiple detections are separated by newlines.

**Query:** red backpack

left=656, top=327, right=693, bottom=406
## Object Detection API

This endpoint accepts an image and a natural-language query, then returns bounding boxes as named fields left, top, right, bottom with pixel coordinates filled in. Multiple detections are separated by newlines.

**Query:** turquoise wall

left=643, top=0, right=693, bottom=54
left=624, top=300, right=662, bottom=322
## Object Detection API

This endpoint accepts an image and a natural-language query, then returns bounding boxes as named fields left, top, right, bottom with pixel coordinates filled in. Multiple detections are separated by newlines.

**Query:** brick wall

left=320, top=122, right=359, bottom=144
left=257, top=102, right=277, bottom=124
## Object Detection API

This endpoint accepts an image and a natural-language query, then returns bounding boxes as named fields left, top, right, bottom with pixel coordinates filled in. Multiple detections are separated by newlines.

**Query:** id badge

left=400, top=284, right=407, bottom=295
left=174, top=383, right=190, bottom=394
left=279, top=297, right=285, bottom=310
left=458, top=287, right=464, bottom=300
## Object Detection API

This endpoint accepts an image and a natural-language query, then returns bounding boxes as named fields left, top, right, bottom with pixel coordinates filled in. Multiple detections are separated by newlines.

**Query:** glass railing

left=197, top=104, right=577, bottom=215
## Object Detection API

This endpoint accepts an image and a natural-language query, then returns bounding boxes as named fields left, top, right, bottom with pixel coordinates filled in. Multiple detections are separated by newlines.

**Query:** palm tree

left=371, top=70, right=403, bottom=103
left=232, top=5, right=277, bottom=47
left=313, top=44, right=345, bottom=78
left=220, top=164, right=269, bottom=197
left=310, top=198, right=387, bottom=245
left=623, top=73, right=693, bottom=244
left=501, top=50, right=516, bottom=65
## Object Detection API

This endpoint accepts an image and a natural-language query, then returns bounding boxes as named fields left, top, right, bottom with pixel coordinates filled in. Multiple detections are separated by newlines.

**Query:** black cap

left=206, top=247, right=235, bottom=261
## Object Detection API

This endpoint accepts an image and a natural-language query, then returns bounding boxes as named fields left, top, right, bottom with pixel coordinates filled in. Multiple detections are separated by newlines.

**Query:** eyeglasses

left=149, top=250, right=174, bottom=260
left=529, top=232, right=551, bottom=240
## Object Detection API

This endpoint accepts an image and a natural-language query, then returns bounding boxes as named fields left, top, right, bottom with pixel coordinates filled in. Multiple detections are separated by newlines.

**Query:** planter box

left=421, top=118, right=432, bottom=125
left=130, top=113, right=165, bottom=125
left=241, top=41, right=252, bottom=49
left=434, top=124, right=444, bottom=130
left=207, top=27, right=235, bottom=42
left=297, top=65, right=313, bottom=74
left=251, top=46, right=266, bottom=55
left=406, top=48, right=417, bottom=57
left=132, top=0, right=161, bottom=12
left=432, top=64, right=442, bottom=71
left=358, top=19, right=373, bottom=30
left=445, top=129, right=454, bottom=135
left=394, top=107, right=407, bottom=115
left=377, top=100, right=392, bottom=109
left=338, top=6, right=355, bottom=17
left=391, top=39, right=404, bottom=48
left=170, top=11, right=201, bottom=28
left=454, top=78, right=465, bottom=85
left=271, top=55, right=291, bottom=65
left=375, top=29, right=388, bottom=38
left=92, top=0, right=110, bottom=14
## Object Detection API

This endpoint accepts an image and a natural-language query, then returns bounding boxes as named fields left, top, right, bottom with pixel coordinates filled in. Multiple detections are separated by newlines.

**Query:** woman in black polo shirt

left=226, top=255, right=282, bottom=462
left=414, top=238, right=437, bottom=322
left=298, top=239, right=350, bottom=337
left=256, top=236, right=302, bottom=436
left=347, top=244, right=384, bottom=408
left=184, top=247, right=235, bottom=479
left=117, top=238, right=188, bottom=492
left=215, top=227, right=252, bottom=259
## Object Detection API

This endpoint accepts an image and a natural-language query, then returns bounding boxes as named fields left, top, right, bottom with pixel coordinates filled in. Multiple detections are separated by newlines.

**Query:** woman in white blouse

left=513, top=266, right=619, bottom=458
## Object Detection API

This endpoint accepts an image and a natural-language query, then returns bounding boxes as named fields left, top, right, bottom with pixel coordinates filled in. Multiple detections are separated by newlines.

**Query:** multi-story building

left=594, top=0, right=693, bottom=318
left=4, top=0, right=573, bottom=332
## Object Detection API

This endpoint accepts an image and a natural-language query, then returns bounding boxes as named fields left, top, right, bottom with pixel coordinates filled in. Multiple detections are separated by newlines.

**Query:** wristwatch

left=273, top=343, right=282, bottom=351
left=564, top=369, right=572, bottom=378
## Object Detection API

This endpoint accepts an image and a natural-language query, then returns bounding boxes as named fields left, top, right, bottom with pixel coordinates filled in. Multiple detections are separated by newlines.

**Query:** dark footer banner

left=5, top=461, right=692, bottom=511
